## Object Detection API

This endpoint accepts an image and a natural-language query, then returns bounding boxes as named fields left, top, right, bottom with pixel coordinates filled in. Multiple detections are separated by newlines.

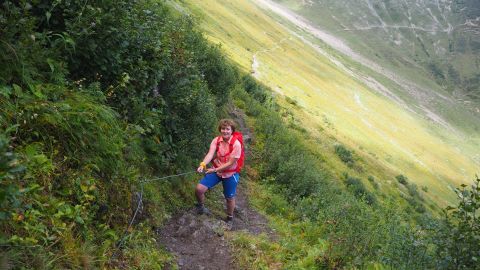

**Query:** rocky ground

left=157, top=182, right=275, bottom=270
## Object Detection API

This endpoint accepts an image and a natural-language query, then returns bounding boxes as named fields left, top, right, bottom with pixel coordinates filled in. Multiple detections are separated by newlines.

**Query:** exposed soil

left=157, top=181, right=275, bottom=270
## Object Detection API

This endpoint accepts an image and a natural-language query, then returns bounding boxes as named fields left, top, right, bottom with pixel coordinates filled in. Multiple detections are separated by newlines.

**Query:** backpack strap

left=214, top=134, right=243, bottom=173
left=215, top=136, right=221, bottom=152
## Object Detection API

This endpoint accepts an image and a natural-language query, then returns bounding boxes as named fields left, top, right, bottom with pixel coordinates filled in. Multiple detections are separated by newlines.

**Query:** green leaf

left=12, top=84, right=22, bottom=96
left=47, top=58, right=55, bottom=73
left=80, top=184, right=88, bottom=193
left=75, top=216, right=84, bottom=224
left=0, top=85, right=12, bottom=98
left=104, top=229, right=118, bottom=240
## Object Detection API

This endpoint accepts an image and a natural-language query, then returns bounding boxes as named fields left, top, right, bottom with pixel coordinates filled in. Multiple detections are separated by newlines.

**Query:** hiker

left=195, top=119, right=244, bottom=225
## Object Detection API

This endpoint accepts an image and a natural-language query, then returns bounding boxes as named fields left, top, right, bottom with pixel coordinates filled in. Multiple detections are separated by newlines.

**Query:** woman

left=196, top=119, right=242, bottom=226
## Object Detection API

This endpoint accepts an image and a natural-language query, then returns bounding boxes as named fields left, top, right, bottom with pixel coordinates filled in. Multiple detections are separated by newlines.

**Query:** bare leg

left=195, top=184, right=208, bottom=204
left=226, top=197, right=235, bottom=217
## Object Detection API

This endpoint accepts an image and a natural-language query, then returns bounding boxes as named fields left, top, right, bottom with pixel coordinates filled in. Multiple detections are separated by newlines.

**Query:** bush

left=1, top=85, right=125, bottom=176
left=407, top=183, right=422, bottom=200
left=335, top=144, right=354, bottom=166
left=242, top=75, right=269, bottom=103
left=235, top=81, right=438, bottom=269
left=435, top=177, right=480, bottom=269
left=396, top=174, right=409, bottom=185
left=405, top=196, right=427, bottom=213
left=368, top=175, right=379, bottom=189
left=0, top=130, right=25, bottom=221
left=0, top=0, right=235, bottom=267
left=344, top=175, right=377, bottom=205
left=285, top=96, right=299, bottom=106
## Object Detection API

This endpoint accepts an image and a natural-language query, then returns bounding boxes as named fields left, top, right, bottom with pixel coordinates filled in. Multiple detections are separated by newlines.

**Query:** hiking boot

left=225, top=215, right=234, bottom=229
left=195, top=203, right=210, bottom=215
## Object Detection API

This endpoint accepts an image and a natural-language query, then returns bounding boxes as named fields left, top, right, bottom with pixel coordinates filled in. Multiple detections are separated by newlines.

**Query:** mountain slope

left=275, top=0, right=480, bottom=101
left=180, top=0, right=480, bottom=207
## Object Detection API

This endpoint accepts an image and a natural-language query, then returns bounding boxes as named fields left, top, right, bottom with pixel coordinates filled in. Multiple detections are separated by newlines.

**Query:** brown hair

left=218, top=119, right=236, bottom=132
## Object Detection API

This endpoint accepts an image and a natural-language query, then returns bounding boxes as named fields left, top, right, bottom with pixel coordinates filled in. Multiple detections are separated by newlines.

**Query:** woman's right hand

left=197, top=161, right=207, bottom=173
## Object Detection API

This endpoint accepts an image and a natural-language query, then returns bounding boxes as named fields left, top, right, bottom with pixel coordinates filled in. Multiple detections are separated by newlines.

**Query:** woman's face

left=220, top=125, right=233, bottom=140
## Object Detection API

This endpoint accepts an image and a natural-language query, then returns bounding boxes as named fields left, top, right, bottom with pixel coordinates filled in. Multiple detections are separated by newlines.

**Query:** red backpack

left=213, top=131, right=245, bottom=173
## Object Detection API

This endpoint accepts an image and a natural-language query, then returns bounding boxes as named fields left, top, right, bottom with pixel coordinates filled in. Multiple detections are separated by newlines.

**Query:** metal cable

left=110, top=170, right=197, bottom=261
left=1, top=171, right=197, bottom=258
left=141, top=171, right=197, bottom=183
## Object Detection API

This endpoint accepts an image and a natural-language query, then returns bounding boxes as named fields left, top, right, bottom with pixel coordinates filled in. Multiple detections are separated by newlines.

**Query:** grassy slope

left=279, top=0, right=480, bottom=98
left=275, top=0, right=480, bottom=131
left=180, top=0, right=479, bottom=207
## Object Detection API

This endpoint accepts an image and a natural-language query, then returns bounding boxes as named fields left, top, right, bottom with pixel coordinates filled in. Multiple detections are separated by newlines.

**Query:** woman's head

left=218, top=119, right=236, bottom=139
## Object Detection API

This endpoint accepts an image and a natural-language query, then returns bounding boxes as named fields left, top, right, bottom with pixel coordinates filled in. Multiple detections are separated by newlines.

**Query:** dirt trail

left=157, top=107, right=275, bottom=269
left=157, top=183, right=275, bottom=269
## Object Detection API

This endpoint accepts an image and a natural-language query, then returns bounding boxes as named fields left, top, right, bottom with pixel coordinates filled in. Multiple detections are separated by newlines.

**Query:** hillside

left=1, top=0, right=479, bottom=269
left=180, top=0, right=480, bottom=209
left=274, top=0, right=480, bottom=102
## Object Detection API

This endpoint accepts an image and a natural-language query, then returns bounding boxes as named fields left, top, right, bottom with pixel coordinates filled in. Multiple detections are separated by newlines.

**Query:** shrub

left=0, top=131, right=25, bottom=221
left=285, top=96, right=299, bottom=106
left=368, top=175, right=379, bottom=189
left=405, top=196, right=426, bottom=214
left=396, top=174, right=409, bottom=185
left=1, top=85, right=125, bottom=176
left=407, top=183, right=422, bottom=200
left=335, top=144, right=354, bottom=166
left=0, top=0, right=235, bottom=267
left=242, top=75, right=269, bottom=103
left=435, top=177, right=480, bottom=269
left=344, top=175, right=376, bottom=205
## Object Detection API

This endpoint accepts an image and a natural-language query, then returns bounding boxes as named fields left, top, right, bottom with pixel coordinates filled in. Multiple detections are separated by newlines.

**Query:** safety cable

left=141, top=171, right=197, bottom=183
left=1, top=170, right=198, bottom=260
left=110, top=170, right=197, bottom=261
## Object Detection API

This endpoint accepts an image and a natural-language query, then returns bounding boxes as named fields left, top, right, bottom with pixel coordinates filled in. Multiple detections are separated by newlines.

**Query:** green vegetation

left=436, top=176, right=480, bottom=269
left=344, top=174, right=377, bottom=205
left=0, top=0, right=236, bottom=267
left=334, top=144, right=354, bottom=167
left=396, top=174, right=409, bottom=185
left=230, top=83, right=432, bottom=268
left=231, top=75, right=480, bottom=269
left=184, top=0, right=479, bottom=211
left=1, top=0, right=478, bottom=268
left=282, top=0, right=480, bottom=102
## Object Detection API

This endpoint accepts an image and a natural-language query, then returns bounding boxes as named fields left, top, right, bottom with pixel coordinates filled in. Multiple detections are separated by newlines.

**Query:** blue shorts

left=199, top=173, right=240, bottom=199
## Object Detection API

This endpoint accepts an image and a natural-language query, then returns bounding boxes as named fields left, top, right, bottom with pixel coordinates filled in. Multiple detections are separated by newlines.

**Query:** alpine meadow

left=1, top=0, right=479, bottom=269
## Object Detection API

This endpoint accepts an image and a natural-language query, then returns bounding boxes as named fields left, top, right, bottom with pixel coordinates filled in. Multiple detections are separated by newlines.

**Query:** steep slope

left=274, top=0, right=480, bottom=102
left=180, top=0, right=479, bottom=207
